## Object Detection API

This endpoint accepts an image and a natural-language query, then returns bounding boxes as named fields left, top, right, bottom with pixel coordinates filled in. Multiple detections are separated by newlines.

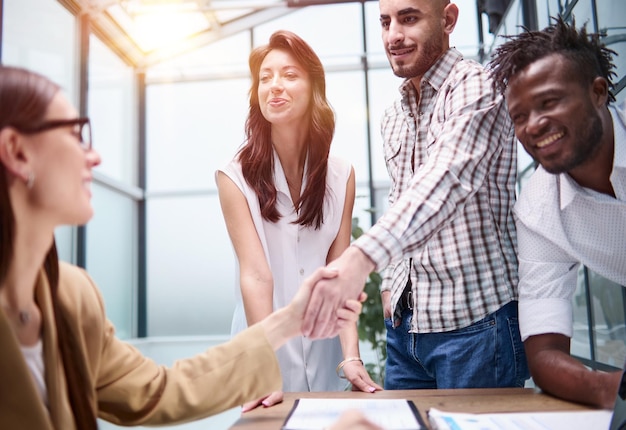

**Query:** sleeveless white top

left=218, top=152, right=351, bottom=392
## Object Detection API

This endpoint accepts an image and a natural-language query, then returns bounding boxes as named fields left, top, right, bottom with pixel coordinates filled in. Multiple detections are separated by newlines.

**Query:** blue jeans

left=384, top=301, right=529, bottom=389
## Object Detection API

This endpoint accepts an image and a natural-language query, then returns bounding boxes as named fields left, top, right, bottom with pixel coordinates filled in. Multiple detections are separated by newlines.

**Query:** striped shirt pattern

left=353, top=48, right=519, bottom=333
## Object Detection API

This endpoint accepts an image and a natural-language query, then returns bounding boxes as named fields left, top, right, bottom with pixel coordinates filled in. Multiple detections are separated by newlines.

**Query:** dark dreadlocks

left=489, top=16, right=617, bottom=104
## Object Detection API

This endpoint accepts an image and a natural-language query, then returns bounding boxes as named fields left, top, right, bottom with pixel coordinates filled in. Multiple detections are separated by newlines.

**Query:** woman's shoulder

left=57, top=262, right=106, bottom=318
left=216, top=157, right=251, bottom=194
left=327, top=155, right=352, bottom=179
left=216, top=157, right=243, bottom=180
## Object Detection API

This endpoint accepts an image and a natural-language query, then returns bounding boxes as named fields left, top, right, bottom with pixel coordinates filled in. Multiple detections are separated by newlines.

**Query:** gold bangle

left=335, top=357, right=363, bottom=379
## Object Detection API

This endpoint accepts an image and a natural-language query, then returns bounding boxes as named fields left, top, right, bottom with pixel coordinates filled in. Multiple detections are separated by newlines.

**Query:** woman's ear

left=0, top=127, right=32, bottom=182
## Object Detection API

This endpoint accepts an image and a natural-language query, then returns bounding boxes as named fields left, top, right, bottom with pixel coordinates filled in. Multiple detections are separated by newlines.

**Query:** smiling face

left=506, top=53, right=606, bottom=175
left=379, top=0, right=456, bottom=83
left=26, top=92, right=101, bottom=226
left=258, top=48, right=312, bottom=129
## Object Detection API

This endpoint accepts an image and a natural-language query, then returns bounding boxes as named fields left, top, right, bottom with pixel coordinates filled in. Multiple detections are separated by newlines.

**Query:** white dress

left=218, top=151, right=351, bottom=392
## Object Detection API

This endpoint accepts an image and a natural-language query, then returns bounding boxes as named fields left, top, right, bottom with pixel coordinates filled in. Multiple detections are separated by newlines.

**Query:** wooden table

left=228, top=388, right=595, bottom=429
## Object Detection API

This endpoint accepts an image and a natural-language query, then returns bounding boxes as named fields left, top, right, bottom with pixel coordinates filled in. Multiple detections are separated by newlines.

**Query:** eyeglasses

left=18, top=117, right=92, bottom=150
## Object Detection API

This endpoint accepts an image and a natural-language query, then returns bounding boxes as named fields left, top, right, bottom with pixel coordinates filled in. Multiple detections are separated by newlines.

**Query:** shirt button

left=299, top=268, right=304, bottom=275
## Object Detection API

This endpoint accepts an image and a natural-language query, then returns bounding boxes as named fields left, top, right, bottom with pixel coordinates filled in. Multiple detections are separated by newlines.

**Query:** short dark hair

left=489, top=16, right=617, bottom=104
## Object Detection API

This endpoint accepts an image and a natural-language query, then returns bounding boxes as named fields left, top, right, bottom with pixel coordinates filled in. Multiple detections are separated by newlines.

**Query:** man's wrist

left=347, top=245, right=376, bottom=274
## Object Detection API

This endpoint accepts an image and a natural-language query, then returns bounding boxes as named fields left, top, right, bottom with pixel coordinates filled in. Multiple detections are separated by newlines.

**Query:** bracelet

left=335, top=357, right=363, bottom=379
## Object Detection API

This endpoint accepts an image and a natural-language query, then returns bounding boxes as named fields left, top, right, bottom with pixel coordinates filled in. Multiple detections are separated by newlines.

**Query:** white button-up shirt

left=516, top=102, right=626, bottom=341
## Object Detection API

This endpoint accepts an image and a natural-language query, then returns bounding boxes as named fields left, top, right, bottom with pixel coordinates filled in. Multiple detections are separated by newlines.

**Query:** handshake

left=266, top=246, right=376, bottom=345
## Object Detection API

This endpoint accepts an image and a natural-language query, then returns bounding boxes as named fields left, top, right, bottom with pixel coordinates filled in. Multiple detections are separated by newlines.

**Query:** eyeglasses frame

left=16, top=117, right=92, bottom=150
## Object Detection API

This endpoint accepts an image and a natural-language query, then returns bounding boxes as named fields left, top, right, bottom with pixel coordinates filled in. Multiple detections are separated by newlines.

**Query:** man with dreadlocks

left=490, top=17, right=626, bottom=409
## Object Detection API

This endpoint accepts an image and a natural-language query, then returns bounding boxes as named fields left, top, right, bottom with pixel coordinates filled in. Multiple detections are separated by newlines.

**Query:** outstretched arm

left=302, top=246, right=375, bottom=339
left=243, top=266, right=365, bottom=412
left=525, top=333, right=621, bottom=409
left=261, top=267, right=363, bottom=349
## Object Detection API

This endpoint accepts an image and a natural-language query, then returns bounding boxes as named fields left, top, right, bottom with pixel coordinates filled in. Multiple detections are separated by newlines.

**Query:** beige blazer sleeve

left=58, top=263, right=282, bottom=426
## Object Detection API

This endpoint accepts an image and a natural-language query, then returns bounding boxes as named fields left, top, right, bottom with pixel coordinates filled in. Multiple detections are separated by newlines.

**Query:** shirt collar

left=559, top=102, right=626, bottom=208
left=398, top=48, right=462, bottom=97
left=609, top=102, right=626, bottom=199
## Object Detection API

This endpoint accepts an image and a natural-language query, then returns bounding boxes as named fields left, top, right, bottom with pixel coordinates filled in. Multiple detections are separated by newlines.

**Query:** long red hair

left=238, top=30, right=335, bottom=229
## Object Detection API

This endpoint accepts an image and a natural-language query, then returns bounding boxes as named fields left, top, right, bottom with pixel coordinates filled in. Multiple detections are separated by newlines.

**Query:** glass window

left=55, top=226, right=77, bottom=264
left=86, top=184, right=138, bottom=340
left=365, top=1, right=385, bottom=59
left=146, top=77, right=250, bottom=192
left=2, top=0, right=77, bottom=104
left=89, top=36, right=138, bottom=186
left=327, top=71, right=368, bottom=184
left=253, top=3, right=363, bottom=66
left=366, top=69, right=404, bottom=185
left=488, top=0, right=524, bottom=54
left=568, top=2, right=593, bottom=28
left=146, top=31, right=252, bottom=83
left=353, top=185, right=374, bottom=231
left=596, top=1, right=626, bottom=100
left=147, top=194, right=234, bottom=336
left=537, top=0, right=566, bottom=29
left=573, top=266, right=626, bottom=370
left=588, top=271, right=626, bottom=368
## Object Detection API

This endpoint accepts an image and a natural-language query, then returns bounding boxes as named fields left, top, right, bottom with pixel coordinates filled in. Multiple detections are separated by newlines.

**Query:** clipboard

left=282, top=398, right=428, bottom=430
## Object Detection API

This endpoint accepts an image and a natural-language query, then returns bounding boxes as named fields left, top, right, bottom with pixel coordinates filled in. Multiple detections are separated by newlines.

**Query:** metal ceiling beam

left=138, top=5, right=295, bottom=68
left=60, top=0, right=300, bottom=68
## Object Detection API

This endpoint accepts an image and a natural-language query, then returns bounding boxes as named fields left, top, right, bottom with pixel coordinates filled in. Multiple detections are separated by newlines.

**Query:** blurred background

left=1, top=1, right=625, bottom=428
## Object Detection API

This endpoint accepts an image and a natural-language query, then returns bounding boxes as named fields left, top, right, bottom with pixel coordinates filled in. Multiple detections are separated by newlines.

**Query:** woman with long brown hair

left=0, top=65, right=363, bottom=429
left=217, top=30, right=381, bottom=410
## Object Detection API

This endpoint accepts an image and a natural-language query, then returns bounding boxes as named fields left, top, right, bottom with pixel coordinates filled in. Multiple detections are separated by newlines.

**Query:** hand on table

left=241, top=390, right=283, bottom=412
left=342, top=360, right=383, bottom=393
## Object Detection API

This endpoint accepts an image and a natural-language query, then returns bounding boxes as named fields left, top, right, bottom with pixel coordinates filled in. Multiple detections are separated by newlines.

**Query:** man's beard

left=387, top=38, right=443, bottom=80
left=542, top=111, right=604, bottom=174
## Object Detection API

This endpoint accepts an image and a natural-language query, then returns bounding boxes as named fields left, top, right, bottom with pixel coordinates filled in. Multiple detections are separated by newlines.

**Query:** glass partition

left=89, top=36, right=138, bottom=186
left=253, top=3, right=364, bottom=65
left=146, top=77, right=249, bottom=193
left=2, top=0, right=77, bottom=99
left=147, top=194, right=233, bottom=336
left=87, top=183, right=138, bottom=339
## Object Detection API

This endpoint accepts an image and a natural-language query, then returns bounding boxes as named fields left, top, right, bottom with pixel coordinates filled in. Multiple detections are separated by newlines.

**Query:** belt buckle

left=401, top=289, right=413, bottom=310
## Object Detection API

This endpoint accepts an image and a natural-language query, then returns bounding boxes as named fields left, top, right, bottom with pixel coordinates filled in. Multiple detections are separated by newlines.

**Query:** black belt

left=398, top=288, right=413, bottom=310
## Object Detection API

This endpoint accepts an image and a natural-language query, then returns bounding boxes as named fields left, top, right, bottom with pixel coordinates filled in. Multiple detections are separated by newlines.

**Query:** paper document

left=428, top=407, right=612, bottom=430
left=282, top=398, right=427, bottom=429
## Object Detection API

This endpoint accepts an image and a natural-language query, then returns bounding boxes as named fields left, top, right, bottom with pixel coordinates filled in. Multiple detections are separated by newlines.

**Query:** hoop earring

left=26, top=172, right=35, bottom=189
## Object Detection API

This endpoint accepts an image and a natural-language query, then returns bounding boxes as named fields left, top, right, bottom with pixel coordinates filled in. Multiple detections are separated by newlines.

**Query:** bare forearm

left=530, top=348, right=621, bottom=409
left=339, top=323, right=361, bottom=358
left=241, top=277, right=273, bottom=326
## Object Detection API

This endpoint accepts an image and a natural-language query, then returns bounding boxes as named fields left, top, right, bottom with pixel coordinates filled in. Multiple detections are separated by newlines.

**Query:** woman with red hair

left=217, top=30, right=381, bottom=410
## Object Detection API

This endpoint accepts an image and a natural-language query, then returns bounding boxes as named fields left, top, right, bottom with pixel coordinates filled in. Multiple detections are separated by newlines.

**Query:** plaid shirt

left=353, top=48, right=519, bottom=333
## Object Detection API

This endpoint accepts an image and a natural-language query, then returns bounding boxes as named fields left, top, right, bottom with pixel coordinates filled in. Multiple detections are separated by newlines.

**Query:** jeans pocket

left=507, top=317, right=530, bottom=385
